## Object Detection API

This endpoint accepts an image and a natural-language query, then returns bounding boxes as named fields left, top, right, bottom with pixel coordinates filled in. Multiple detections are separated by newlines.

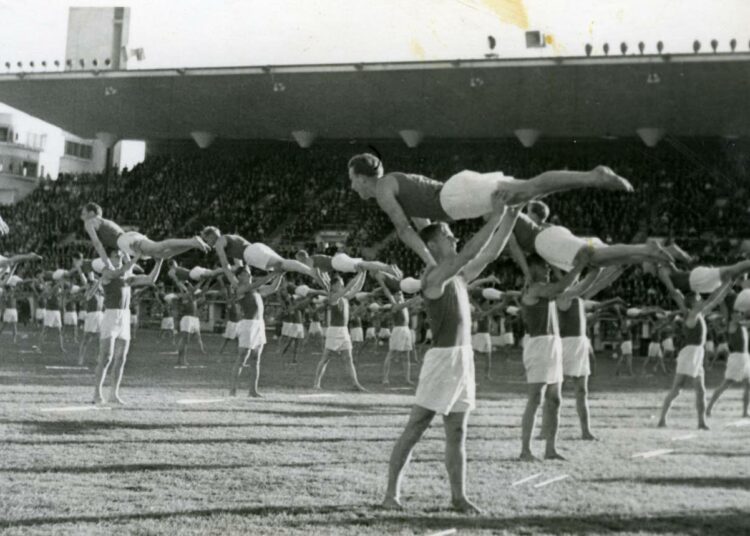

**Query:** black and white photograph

left=0, top=0, right=748, bottom=533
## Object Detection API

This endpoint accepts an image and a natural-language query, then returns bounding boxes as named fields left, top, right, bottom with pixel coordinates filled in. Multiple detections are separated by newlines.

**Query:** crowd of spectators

left=1, top=138, right=747, bottom=308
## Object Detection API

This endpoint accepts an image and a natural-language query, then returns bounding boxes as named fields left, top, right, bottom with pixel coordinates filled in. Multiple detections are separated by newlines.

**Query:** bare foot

left=657, top=419, right=667, bottom=428
left=582, top=432, right=599, bottom=441
left=405, top=380, right=415, bottom=386
left=194, top=236, right=211, bottom=253
left=452, top=497, right=482, bottom=514
left=381, top=496, right=404, bottom=510
left=249, top=391, right=263, bottom=398
left=92, top=396, right=106, bottom=405
left=351, top=384, right=368, bottom=393
left=228, top=389, right=237, bottom=397
left=645, top=239, right=675, bottom=264
left=110, top=396, right=126, bottom=405
left=382, top=380, right=390, bottom=386
left=665, top=243, right=693, bottom=264
left=519, top=451, right=539, bottom=462
left=545, top=451, right=567, bottom=461
left=593, top=165, right=633, bottom=192
left=312, top=385, right=322, bottom=390
left=698, top=422, right=710, bottom=431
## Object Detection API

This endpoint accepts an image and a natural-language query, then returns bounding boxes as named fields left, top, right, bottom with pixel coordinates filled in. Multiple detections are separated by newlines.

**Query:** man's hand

left=386, top=264, right=403, bottom=280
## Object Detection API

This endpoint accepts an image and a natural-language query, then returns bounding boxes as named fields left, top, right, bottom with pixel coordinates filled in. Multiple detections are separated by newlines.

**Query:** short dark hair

left=419, top=223, right=446, bottom=245
left=348, top=153, right=382, bottom=178
left=528, top=201, right=550, bottom=223
left=83, top=202, right=102, bottom=216
left=201, top=226, right=221, bottom=239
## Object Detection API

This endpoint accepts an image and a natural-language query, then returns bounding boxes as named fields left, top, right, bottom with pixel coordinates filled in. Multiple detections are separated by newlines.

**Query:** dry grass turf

left=0, top=326, right=749, bottom=535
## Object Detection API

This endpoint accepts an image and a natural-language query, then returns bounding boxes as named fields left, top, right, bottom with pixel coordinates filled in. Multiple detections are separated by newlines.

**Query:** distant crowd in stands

left=1, top=138, right=748, bottom=309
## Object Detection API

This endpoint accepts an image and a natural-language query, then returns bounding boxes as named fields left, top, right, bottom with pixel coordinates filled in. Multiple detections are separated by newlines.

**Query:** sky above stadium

left=0, top=0, right=748, bottom=68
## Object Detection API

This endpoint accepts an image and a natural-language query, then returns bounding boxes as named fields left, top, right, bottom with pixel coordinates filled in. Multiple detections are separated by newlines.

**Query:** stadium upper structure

left=0, top=53, right=748, bottom=144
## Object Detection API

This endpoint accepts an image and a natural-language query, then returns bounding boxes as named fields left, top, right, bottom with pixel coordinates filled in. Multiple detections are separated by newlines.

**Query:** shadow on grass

left=0, top=435, right=394, bottom=446
left=591, top=476, right=750, bottom=491
left=1, top=506, right=747, bottom=534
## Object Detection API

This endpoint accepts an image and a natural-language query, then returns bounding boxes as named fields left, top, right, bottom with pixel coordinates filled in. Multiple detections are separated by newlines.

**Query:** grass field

left=0, top=327, right=749, bottom=535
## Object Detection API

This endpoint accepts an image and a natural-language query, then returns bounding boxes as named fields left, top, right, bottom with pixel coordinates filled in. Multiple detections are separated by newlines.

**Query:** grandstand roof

left=0, top=53, right=748, bottom=142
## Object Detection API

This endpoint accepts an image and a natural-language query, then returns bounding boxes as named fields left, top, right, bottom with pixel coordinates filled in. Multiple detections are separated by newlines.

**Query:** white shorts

left=2, top=308, right=18, bottom=323
left=725, top=352, right=750, bottom=382
left=309, top=321, right=323, bottom=336
left=44, top=310, right=62, bottom=328
left=415, top=345, right=475, bottom=415
left=189, top=266, right=210, bottom=281
left=365, top=327, right=376, bottom=339
left=523, top=335, right=563, bottom=384
left=325, top=326, right=352, bottom=352
left=331, top=253, right=362, bottom=273
left=350, top=327, right=364, bottom=342
left=471, top=332, right=492, bottom=353
left=243, top=243, right=283, bottom=271
left=238, top=319, right=266, bottom=350
left=289, top=323, right=304, bottom=339
left=648, top=342, right=663, bottom=358
left=689, top=267, right=722, bottom=294
left=425, top=329, right=433, bottom=342
left=662, top=338, right=675, bottom=352
left=161, top=317, right=175, bottom=330
left=521, top=333, right=530, bottom=348
left=117, top=231, right=148, bottom=257
left=180, top=315, right=201, bottom=334
left=440, top=170, right=513, bottom=220
left=223, top=321, right=238, bottom=340
left=130, top=314, right=138, bottom=325
left=84, top=311, right=103, bottom=333
left=500, top=332, right=515, bottom=346
left=379, top=327, right=391, bottom=339
left=705, top=341, right=715, bottom=354
left=78, top=311, right=87, bottom=322
left=561, top=336, right=590, bottom=377
left=63, top=312, right=78, bottom=326
left=620, top=340, right=633, bottom=355
left=675, top=345, right=705, bottom=378
left=534, top=226, right=605, bottom=272
left=389, top=326, right=414, bottom=352
left=717, top=342, right=730, bottom=355
left=100, top=309, right=131, bottom=341
left=281, top=322, right=292, bottom=337
left=35, top=308, right=46, bottom=321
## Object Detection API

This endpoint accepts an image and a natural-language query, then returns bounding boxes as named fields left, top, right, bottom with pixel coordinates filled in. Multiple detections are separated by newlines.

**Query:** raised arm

left=376, top=176, right=436, bottom=267
left=557, top=267, right=603, bottom=307
left=527, top=260, right=589, bottom=302
left=507, top=234, right=532, bottom=284
left=462, top=206, right=521, bottom=283
left=128, top=259, right=164, bottom=287
left=687, top=279, right=734, bottom=326
left=215, top=237, right=240, bottom=287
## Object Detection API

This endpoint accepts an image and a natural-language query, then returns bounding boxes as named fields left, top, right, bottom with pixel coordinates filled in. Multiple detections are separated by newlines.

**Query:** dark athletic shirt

left=103, top=276, right=130, bottom=310
left=96, top=219, right=125, bottom=249
left=728, top=326, right=748, bottom=354
left=311, top=255, right=333, bottom=273
left=392, top=172, right=451, bottom=221
left=239, top=290, right=263, bottom=320
left=557, top=298, right=586, bottom=338
left=670, top=270, right=691, bottom=293
left=513, top=213, right=544, bottom=253
left=523, top=297, right=557, bottom=337
left=329, top=298, right=350, bottom=327
left=423, top=275, right=470, bottom=348
left=224, top=234, right=250, bottom=260
left=683, top=314, right=706, bottom=346
left=392, top=305, right=409, bottom=327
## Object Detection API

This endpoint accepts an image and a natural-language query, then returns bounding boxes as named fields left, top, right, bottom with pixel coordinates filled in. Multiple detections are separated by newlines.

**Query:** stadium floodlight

left=488, top=35, right=496, bottom=50
left=79, top=59, right=85, bottom=68
left=730, top=39, right=737, bottom=52
left=711, top=39, right=718, bottom=53
left=41, top=61, right=46, bottom=68
left=54, top=60, right=59, bottom=68
left=657, top=41, right=664, bottom=54
left=4, top=62, right=9, bottom=70
left=603, top=43, right=610, bottom=56
left=585, top=43, right=592, bottom=56
left=693, top=40, right=701, bottom=53
left=104, top=58, right=111, bottom=66
left=620, top=42, right=628, bottom=55
left=638, top=42, right=645, bottom=54
left=92, top=59, right=98, bottom=67
left=66, top=59, right=72, bottom=68
left=29, top=61, right=34, bottom=69
left=16, top=61, right=22, bottom=69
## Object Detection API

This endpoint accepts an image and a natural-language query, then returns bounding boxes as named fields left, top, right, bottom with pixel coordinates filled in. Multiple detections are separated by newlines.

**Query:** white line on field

left=40, top=406, right=111, bottom=413
left=533, top=474, right=570, bottom=488
left=631, top=449, right=674, bottom=459
left=726, top=419, right=750, bottom=428
left=671, top=434, right=697, bottom=441
left=298, top=393, right=336, bottom=398
left=176, top=398, right=227, bottom=405
left=160, top=351, right=179, bottom=355
left=45, top=366, right=89, bottom=370
left=426, top=529, right=457, bottom=536
left=386, top=387, right=413, bottom=391
left=173, top=366, right=207, bottom=369
left=511, top=472, right=542, bottom=486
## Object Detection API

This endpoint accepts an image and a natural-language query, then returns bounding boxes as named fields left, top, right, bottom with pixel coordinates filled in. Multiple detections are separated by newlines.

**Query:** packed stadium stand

left=3, top=136, right=748, bottom=310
